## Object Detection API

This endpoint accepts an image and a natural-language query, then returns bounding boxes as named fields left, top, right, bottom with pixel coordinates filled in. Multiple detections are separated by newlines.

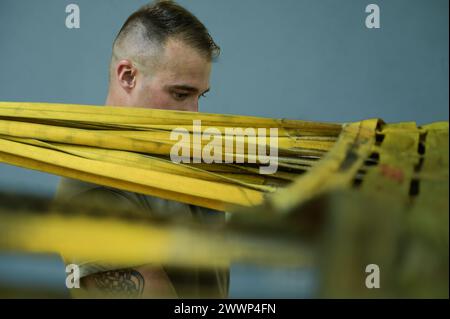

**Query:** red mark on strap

left=379, top=164, right=405, bottom=183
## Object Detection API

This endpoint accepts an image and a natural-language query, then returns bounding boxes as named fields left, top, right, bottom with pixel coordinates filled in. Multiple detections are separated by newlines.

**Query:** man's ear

left=116, top=60, right=137, bottom=91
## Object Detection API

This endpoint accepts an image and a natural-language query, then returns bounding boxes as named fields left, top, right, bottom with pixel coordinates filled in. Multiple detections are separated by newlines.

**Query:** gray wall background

left=0, top=0, right=448, bottom=297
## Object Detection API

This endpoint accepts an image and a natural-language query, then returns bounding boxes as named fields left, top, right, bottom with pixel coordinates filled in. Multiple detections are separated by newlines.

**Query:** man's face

left=129, top=38, right=212, bottom=112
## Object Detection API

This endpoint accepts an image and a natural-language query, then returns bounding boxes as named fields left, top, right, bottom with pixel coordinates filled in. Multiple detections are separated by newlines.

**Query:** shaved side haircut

left=110, top=0, right=220, bottom=80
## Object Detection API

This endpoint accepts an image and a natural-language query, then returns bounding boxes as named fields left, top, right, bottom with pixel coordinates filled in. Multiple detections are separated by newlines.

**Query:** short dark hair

left=114, top=0, right=220, bottom=60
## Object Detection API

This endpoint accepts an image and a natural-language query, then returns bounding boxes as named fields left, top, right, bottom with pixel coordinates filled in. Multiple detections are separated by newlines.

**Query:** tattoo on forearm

left=92, top=269, right=145, bottom=298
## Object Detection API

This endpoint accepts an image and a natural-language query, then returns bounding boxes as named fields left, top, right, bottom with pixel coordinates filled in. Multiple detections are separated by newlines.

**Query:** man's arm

left=80, top=265, right=178, bottom=298
left=54, top=179, right=179, bottom=298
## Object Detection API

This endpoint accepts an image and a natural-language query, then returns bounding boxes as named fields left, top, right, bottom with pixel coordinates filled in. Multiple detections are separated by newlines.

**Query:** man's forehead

left=157, top=39, right=210, bottom=70
left=153, top=39, right=212, bottom=91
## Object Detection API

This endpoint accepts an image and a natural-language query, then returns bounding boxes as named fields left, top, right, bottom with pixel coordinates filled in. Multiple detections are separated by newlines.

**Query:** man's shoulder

left=55, top=177, right=104, bottom=200
left=53, top=178, right=193, bottom=218
left=54, top=178, right=227, bottom=222
left=54, top=177, right=146, bottom=214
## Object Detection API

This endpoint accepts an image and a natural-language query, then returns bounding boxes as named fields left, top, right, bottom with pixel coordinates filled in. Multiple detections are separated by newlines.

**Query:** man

left=55, top=0, right=228, bottom=298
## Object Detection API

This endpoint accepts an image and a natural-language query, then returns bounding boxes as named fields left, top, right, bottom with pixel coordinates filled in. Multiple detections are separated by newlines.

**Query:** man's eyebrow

left=167, top=85, right=210, bottom=95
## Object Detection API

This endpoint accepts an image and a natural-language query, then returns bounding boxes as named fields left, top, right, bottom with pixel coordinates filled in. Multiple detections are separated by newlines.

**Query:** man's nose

left=186, top=100, right=199, bottom=112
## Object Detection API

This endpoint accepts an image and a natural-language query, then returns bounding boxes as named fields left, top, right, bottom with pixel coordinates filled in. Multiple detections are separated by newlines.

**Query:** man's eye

left=172, top=92, right=189, bottom=101
left=200, top=93, right=208, bottom=99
